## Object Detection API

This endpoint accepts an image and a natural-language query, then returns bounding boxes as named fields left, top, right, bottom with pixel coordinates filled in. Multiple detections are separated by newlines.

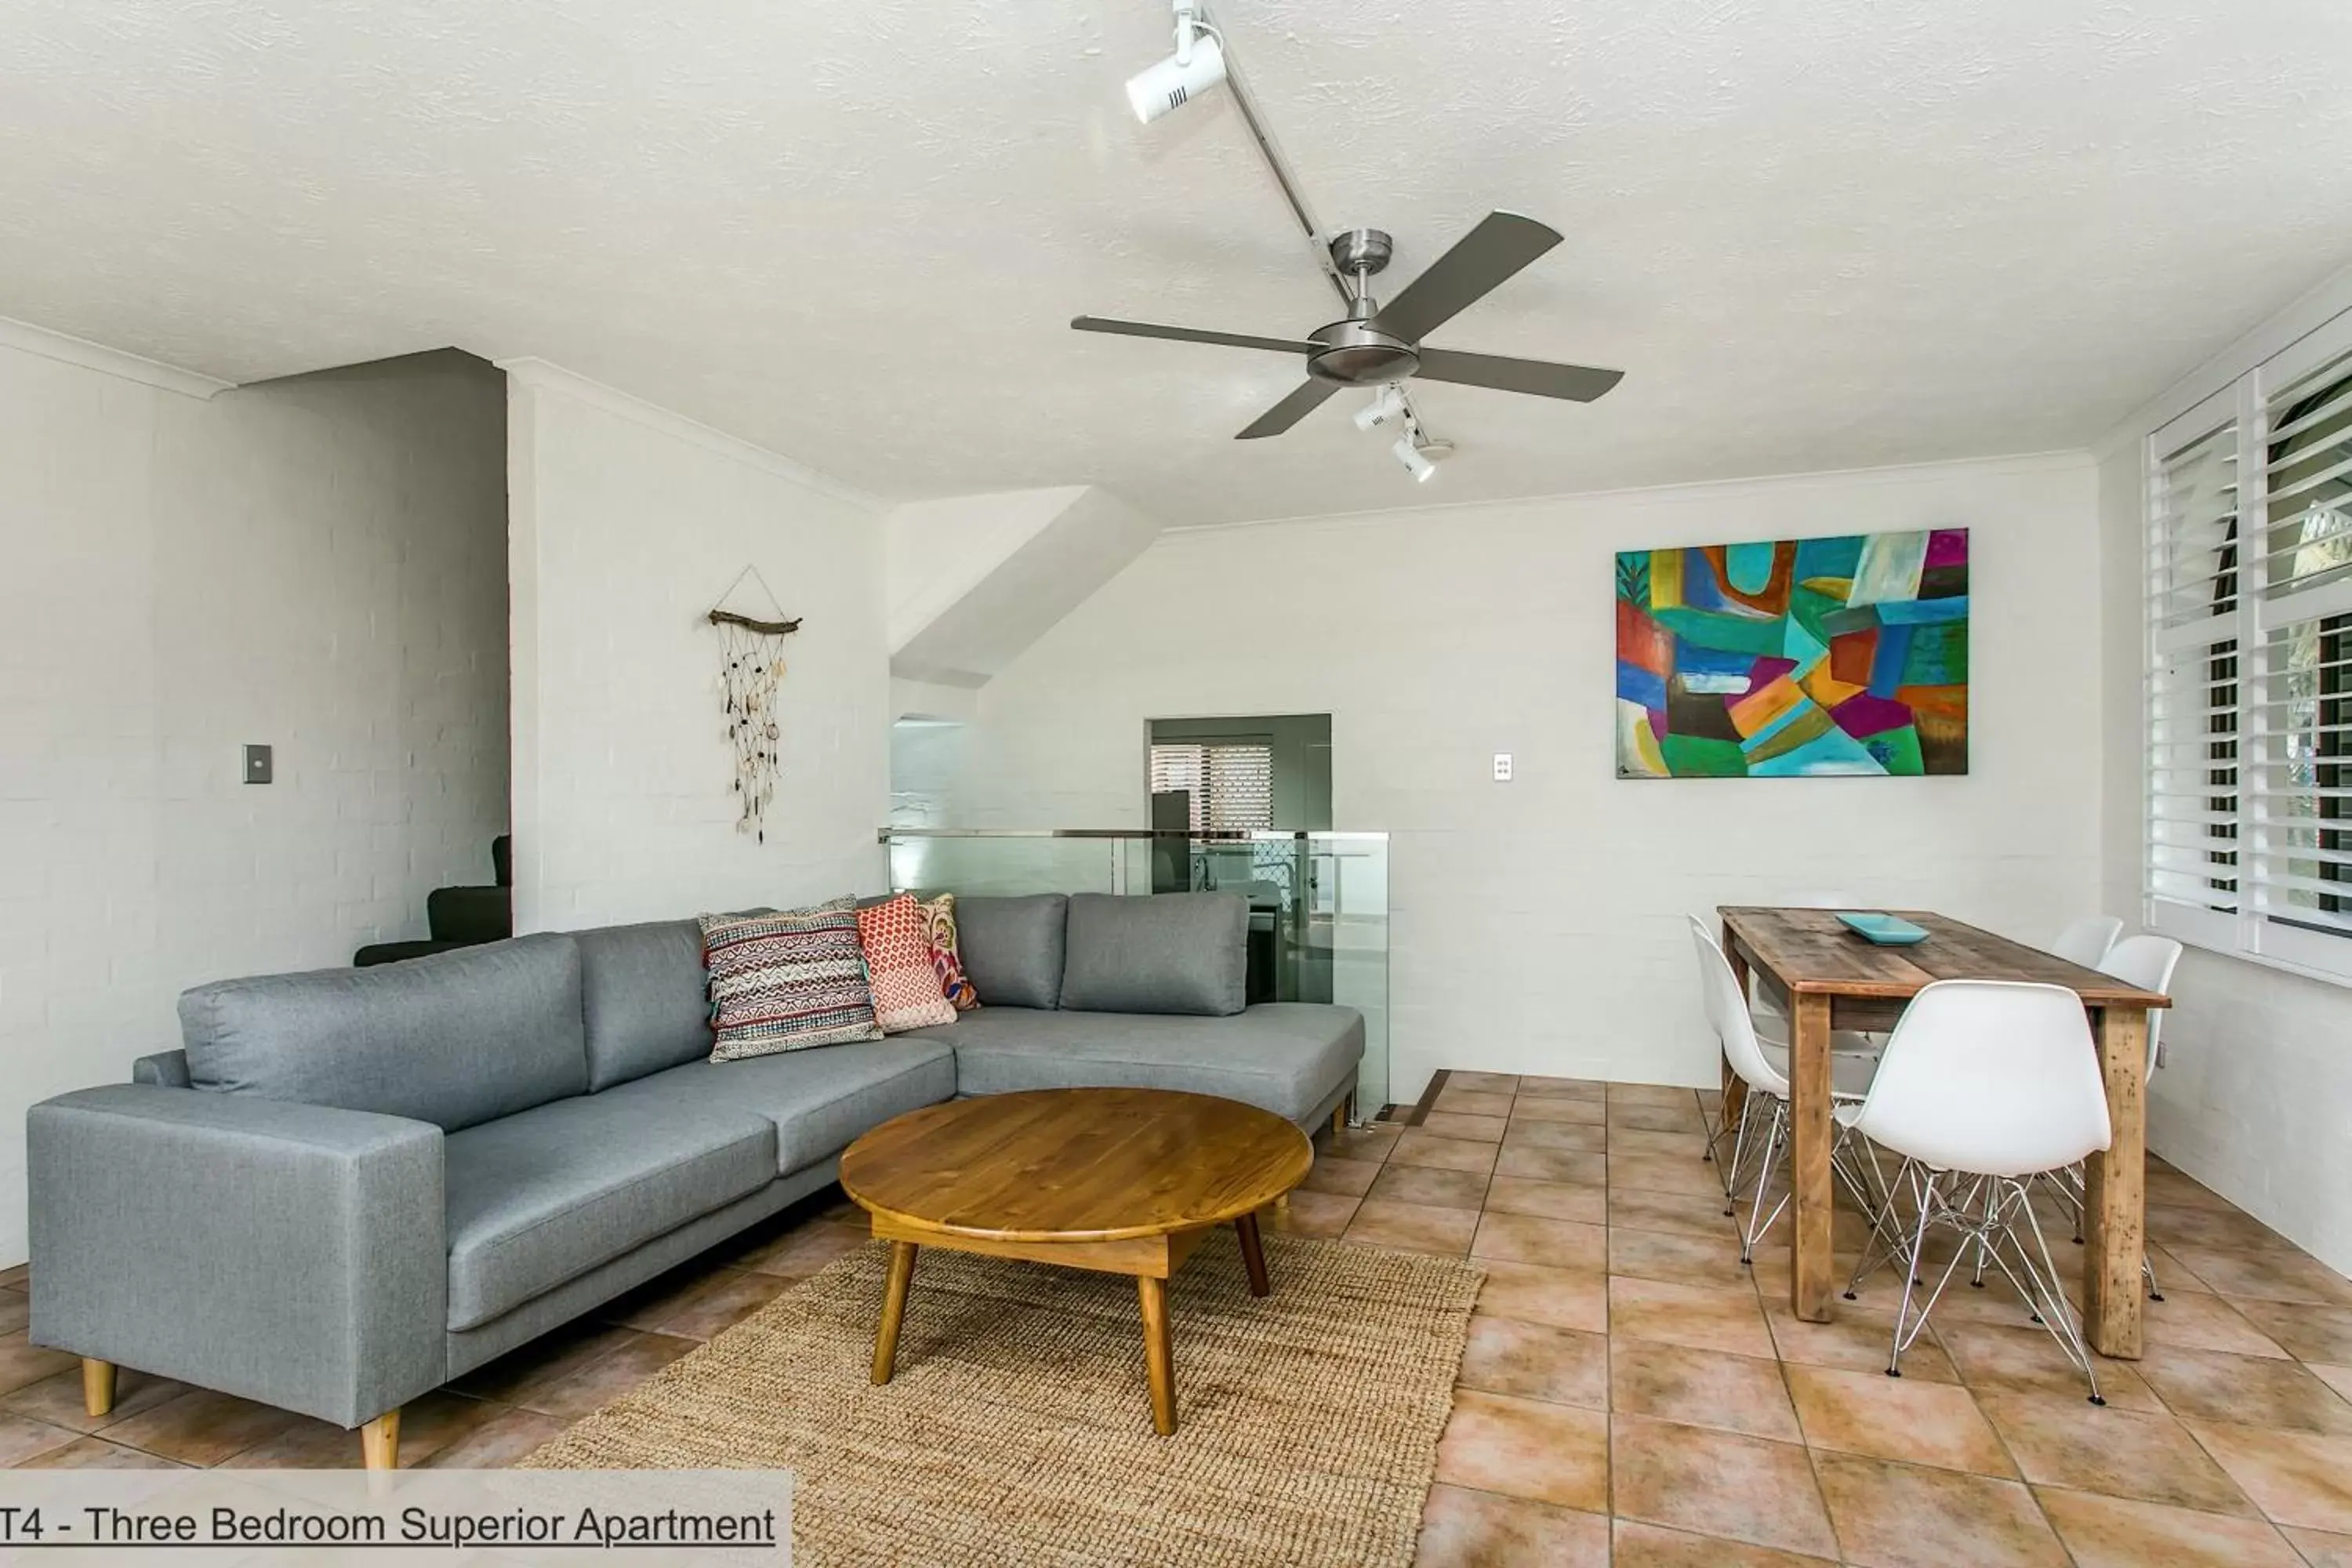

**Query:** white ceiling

left=5, top=1, right=2350, bottom=524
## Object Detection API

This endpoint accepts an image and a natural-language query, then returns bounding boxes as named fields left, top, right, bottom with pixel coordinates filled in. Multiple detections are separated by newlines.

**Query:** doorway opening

left=1145, top=715, right=1334, bottom=1004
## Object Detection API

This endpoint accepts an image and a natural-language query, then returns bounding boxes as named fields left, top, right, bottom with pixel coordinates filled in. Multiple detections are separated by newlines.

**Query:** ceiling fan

left=1072, top=210, right=1624, bottom=441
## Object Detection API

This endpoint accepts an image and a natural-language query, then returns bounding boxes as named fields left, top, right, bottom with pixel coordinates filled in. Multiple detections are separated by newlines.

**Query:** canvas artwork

left=1614, top=528, right=1969, bottom=778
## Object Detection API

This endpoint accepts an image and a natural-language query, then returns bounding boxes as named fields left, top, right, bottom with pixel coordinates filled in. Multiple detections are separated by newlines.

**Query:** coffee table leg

left=872, top=1240, right=919, bottom=1385
left=1137, top=1275, right=1176, bottom=1436
left=1235, top=1213, right=1271, bottom=1297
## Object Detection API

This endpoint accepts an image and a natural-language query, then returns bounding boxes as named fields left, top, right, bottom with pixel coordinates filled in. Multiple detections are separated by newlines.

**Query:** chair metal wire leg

left=1843, top=1150, right=1918, bottom=1301
left=1868, top=1168, right=2107, bottom=1405
left=2007, top=1179, right=2105, bottom=1405
left=1741, top=1102, right=1789, bottom=1264
left=1886, top=1167, right=1941, bottom=1377
left=1722, top=1092, right=1759, bottom=1210
left=2040, top=1163, right=2087, bottom=1246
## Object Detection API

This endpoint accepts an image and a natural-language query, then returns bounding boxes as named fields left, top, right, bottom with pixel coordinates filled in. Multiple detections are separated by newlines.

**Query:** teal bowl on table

left=1834, top=911, right=1931, bottom=946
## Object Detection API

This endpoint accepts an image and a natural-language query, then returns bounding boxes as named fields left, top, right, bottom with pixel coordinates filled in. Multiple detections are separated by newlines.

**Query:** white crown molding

left=0, top=314, right=233, bottom=399
left=2092, top=259, right=2352, bottom=460
left=496, top=356, right=884, bottom=512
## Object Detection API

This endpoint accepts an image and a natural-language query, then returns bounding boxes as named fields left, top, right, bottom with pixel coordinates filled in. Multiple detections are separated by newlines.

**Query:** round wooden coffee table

left=838, top=1087, right=1314, bottom=1436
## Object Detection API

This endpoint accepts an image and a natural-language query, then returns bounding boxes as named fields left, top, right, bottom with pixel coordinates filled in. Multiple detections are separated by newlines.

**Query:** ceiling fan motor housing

left=1308, top=320, right=1418, bottom=384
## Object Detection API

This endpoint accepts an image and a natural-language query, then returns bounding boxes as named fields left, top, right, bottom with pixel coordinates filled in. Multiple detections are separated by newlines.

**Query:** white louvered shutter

left=1149, top=742, right=1275, bottom=833
left=2247, top=347, right=2352, bottom=967
left=2146, top=411, right=2243, bottom=949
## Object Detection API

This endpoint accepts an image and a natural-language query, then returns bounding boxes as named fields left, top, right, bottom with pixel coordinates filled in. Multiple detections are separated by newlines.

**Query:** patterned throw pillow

left=916, top=893, right=981, bottom=1011
left=699, top=900, right=883, bottom=1062
left=856, top=894, right=959, bottom=1033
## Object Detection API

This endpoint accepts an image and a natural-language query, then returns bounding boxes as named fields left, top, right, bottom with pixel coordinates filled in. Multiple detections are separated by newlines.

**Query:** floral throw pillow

left=856, top=893, right=959, bottom=1033
left=917, top=892, right=981, bottom=1011
left=699, top=899, right=883, bottom=1062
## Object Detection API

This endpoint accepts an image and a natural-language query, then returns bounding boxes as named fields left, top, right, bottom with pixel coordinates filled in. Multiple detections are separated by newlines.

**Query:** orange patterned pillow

left=855, top=893, right=958, bottom=1033
left=917, top=893, right=980, bottom=1011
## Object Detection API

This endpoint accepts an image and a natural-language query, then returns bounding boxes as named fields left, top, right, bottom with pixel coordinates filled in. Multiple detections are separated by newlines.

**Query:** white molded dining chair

left=2036, top=932, right=2185, bottom=1289
left=2050, top=915, right=2125, bottom=968
left=2099, top=935, right=2183, bottom=1076
left=1837, top=979, right=2113, bottom=1402
left=2088, top=933, right=2184, bottom=1294
left=1690, top=918, right=1876, bottom=1261
left=1736, top=891, right=1886, bottom=1058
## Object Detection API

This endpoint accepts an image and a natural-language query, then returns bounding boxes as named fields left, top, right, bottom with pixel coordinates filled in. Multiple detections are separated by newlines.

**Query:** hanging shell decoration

left=708, top=607, right=800, bottom=844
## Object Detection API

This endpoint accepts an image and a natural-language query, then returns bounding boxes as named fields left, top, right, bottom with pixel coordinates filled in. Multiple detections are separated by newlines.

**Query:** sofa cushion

left=955, top=895, right=1067, bottom=1010
left=910, top=1004, right=1362, bottom=1124
left=1058, top=892, right=1247, bottom=1016
left=619, top=1039, right=957, bottom=1173
left=699, top=902, right=883, bottom=1061
left=179, top=934, right=587, bottom=1132
left=442, top=1086, right=776, bottom=1330
left=918, top=894, right=980, bottom=1011
left=574, top=920, right=713, bottom=1091
left=856, top=895, right=957, bottom=1033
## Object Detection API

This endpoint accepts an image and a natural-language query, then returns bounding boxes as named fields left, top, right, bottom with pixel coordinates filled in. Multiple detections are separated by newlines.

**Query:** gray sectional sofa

left=24, top=890, right=1362, bottom=1467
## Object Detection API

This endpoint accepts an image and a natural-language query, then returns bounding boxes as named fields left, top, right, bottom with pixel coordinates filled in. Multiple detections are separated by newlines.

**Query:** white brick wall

left=506, top=372, right=888, bottom=932
left=0, top=346, right=510, bottom=1265
left=932, top=453, right=2107, bottom=1105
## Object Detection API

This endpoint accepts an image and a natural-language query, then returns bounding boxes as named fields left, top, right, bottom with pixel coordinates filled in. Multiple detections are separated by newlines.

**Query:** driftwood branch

left=706, top=608, right=802, bottom=636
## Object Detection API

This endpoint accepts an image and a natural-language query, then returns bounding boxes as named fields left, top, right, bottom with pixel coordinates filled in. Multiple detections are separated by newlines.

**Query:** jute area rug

left=524, top=1229, right=1483, bottom=1567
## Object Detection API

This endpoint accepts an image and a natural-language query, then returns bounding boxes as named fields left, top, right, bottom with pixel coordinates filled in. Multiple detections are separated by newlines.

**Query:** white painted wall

left=506, top=366, right=889, bottom=931
left=0, top=343, right=510, bottom=1265
left=928, top=453, right=2104, bottom=1105
left=2094, top=275, right=2352, bottom=1275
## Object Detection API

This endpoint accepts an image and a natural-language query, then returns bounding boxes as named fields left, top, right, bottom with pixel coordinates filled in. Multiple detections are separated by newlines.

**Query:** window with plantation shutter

left=2146, top=412, right=2241, bottom=939
left=2145, top=318, right=2352, bottom=982
left=1149, top=742, right=1274, bottom=833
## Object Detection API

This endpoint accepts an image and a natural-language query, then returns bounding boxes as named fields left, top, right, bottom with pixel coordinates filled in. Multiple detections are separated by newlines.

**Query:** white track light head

left=1352, top=383, right=1408, bottom=432
left=1127, top=30, right=1226, bottom=123
left=1392, top=434, right=1438, bottom=482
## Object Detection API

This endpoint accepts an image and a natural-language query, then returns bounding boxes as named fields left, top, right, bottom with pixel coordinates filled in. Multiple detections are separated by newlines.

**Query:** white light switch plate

left=1492, top=753, right=1513, bottom=782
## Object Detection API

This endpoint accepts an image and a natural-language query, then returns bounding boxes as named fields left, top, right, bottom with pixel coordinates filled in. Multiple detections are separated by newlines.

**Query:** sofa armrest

left=27, top=1086, right=446, bottom=1428
left=130, top=1050, right=190, bottom=1087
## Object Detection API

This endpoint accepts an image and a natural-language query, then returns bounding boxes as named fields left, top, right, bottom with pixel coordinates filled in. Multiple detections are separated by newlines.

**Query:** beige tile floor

left=5, top=1072, right=2352, bottom=1568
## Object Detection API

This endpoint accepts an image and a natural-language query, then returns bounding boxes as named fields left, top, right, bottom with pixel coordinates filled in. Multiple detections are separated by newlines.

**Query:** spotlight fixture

left=1352, top=383, right=1408, bottom=432
left=1392, top=434, right=1438, bottom=482
left=1125, top=2, right=1227, bottom=124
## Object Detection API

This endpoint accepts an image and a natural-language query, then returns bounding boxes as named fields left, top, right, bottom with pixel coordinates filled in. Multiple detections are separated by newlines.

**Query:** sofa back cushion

left=1058, top=891, right=1248, bottom=1016
left=574, top=920, right=714, bottom=1091
left=177, top=933, right=589, bottom=1131
left=955, top=894, right=1068, bottom=1010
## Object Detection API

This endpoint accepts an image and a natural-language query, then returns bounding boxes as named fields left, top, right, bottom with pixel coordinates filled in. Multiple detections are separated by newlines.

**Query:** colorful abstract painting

left=1615, top=529, right=1969, bottom=778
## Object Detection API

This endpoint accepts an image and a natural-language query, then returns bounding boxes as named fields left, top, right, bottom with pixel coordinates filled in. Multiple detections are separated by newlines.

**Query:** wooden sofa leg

left=81, top=1359, right=116, bottom=1419
left=360, top=1409, right=401, bottom=1471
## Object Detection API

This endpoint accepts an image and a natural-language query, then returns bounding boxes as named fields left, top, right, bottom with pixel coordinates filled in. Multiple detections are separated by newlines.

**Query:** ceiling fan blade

left=1414, top=347, right=1624, bottom=403
left=1071, top=316, right=1314, bottom=357
left=1370, top=212, right=1563, bottom=345
left=1236, top=379, right=1340, bottom=439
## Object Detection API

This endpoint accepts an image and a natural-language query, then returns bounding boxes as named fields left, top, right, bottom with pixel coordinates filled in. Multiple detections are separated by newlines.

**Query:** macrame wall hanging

left=704, top=565, right=802, bottom=844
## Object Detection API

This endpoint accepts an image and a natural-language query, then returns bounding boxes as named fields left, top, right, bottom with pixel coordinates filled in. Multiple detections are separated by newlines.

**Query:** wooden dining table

left=1715, top=907, right=2173, bottom=1359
